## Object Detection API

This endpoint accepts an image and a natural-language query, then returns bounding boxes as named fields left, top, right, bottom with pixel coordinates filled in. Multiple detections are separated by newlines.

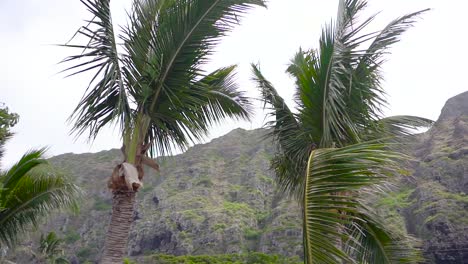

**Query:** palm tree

left=61, top=0, right=266, bottom=262
left=0, top=148, right=81, bottom=249
left=34, top=232, right=69, bottom=264
left=252, top=0, right=431, bottom=263
left=0, top=104, right=19, bottom=160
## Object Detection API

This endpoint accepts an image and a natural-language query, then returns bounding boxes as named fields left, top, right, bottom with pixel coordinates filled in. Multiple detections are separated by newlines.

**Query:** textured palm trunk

left=101, top=190, right=136, bottom=264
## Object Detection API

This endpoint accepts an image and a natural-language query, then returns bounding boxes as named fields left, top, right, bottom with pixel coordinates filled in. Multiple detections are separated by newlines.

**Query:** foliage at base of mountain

left=133, top=252, right=301, bottom=264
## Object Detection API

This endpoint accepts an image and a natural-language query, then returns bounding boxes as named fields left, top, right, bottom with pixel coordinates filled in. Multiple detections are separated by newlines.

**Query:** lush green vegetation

left=0, top=104, right=18, bottom=146
left=378, top=188, right=415, bottom=210
left=142, top=253, right=302, bottom=264
left=93, top=197, right=112, bottom=211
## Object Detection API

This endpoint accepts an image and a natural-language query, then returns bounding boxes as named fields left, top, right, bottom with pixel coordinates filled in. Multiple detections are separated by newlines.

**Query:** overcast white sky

left=1, top=0, right=467, bottom=168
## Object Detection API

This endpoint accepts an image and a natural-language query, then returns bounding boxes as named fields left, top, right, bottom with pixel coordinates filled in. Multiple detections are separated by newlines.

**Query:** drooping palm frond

left=145, top=65, right=253, bottom=156
left=61, top=0, right=130, bottom=138
left=376, top=115, right=433, bottom=138
left=251, top=64, right=312, bottom=198
left=0, top=149, right=48, bottom=192
left=302, top=141, right=411, bottom=263
left=344, top=210, right=423, bottom=264
left=0, top=150, right=81, bottom=247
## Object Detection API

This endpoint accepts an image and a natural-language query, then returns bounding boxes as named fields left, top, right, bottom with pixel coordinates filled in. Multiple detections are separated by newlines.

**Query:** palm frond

left=251, top=64, right=312, bottom=198
left=377, top=115, right=433, bottom=137
left=362, top=9, right=430, bottom=64
left=311, top=0, right=369, bottom=148
left=0, top=133, right=12, bottom=166
left=0, top=154, right=81, bottom=247
left=303, top=141, right=400, bottom=263
left=295, top=1, right=428, bottom=148
left=120, top=0, right=266, bottom=115
left=1, top=149, right=47, bottom=191
left=344, top=209, right=424, bottom=263
left=61, top=0, right=130, bottom=138
left=145, top=65, right=252, bottom=156
left=346, top=8, right=430, bottom=136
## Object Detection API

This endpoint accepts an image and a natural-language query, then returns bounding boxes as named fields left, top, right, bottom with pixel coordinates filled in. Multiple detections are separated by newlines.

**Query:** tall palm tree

left=252, top=0, right=431, bottom=263
left=61, top=0, right=266, bottom=262
left=0, top=148, right=81, bottom=248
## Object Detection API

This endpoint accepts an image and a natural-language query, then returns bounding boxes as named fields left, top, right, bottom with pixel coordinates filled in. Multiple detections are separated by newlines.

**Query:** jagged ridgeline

left=6, top=92, right=468, bottom=263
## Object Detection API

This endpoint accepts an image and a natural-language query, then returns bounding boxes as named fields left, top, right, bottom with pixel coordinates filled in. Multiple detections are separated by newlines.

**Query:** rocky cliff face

left=404, top=91, right=468, bottom=263
left=7, top=92, right=468, bottom=264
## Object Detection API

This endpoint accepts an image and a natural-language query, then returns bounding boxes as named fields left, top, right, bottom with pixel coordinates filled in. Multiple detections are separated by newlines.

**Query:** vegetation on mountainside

left=141, top=252, right=302, bottom=264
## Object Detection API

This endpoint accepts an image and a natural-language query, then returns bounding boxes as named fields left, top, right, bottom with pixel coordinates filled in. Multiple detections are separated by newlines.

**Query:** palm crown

left=63, top=0, right=265, bottom=158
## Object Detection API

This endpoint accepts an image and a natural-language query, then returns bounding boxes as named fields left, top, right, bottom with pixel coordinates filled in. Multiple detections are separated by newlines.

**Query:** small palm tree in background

left=252, top=0, right=431, bottom=263
left=61, top=0, right=266, bottom=262
left=33, top=232, right=69, bottom=264
left=0, top=107, right=81, bottom=250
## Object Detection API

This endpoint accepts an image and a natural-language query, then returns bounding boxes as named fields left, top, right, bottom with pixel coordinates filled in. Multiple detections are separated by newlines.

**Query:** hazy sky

left=1, top=0, right=467, bottom=168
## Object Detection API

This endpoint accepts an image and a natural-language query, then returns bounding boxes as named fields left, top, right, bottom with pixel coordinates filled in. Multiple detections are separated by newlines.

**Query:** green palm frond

left=1, top=149, right=48, bottom=191
left=344, top=211, right=423, bottom=264
left=288, top=1, right=428, bottom=149
left=377, top=115, right=433, bottom=138
left=347, top=9, right=430, bottom=135
left=37, top=232, right=70, bottom=263
left=303, top=141, right=403, bottom=263
left=252, top=64, right=311, bottom=198
left=145, top=65, right=252, bottom=156
left=0, top=151, right=81, bottom=247
left=61, top=0, right=130, bottom=138
left=124, top=0, right=266, bottom=113
left=39, top=232, right=62, bottom=256
left=361, top=9, right=430, bottom=65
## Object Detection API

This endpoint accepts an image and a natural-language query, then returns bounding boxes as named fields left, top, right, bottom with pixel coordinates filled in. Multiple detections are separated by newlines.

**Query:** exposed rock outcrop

left=405, top=91, right=468, bottom=263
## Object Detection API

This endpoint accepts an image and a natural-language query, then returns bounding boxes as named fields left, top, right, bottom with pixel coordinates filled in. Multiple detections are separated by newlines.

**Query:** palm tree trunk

left=101, top=190, right=136, bottom=264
